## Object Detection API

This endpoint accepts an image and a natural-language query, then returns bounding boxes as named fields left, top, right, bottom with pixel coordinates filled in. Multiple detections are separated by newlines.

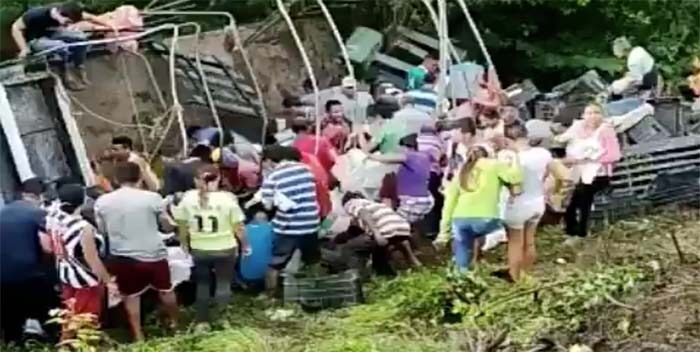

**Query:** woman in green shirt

left=174, top=164, right=249, bottom=324
left=435, top=145, right=522, bottom=270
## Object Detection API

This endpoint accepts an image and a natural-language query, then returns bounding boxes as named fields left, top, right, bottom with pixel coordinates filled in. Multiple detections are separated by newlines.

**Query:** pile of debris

left=505, top=71, right=700, bottom=224
left=506, top=70, right=700, bottom=142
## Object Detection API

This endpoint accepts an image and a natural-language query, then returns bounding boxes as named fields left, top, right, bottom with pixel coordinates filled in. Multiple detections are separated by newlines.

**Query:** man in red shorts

left=46, top=184, right=110, bottom=339
left=95, top=162, right=178, bottom=341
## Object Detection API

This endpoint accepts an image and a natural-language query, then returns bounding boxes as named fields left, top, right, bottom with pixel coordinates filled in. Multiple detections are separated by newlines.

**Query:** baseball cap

left=341, top=76, right=357, bottom=88
left=21, top=177, right=46, bottom=196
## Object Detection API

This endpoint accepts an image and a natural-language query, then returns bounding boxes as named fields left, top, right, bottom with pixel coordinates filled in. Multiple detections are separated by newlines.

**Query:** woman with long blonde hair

left=435, top=144, right=522, bottom=271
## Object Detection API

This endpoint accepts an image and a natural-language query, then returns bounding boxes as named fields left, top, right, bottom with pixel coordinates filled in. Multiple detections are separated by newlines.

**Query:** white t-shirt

left=627, top=46, right=655, bottom=82
left=512, top=147, right=552, bottom=204
left=392, top=106, right=433, bottom=136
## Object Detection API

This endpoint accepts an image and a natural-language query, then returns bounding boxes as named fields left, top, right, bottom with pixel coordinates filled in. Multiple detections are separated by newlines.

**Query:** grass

left=6, top=208, right=700, bottom=352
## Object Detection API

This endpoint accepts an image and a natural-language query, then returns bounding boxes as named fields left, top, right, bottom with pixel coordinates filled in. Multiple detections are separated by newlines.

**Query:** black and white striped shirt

left=343, top=199, right=411, bottom=239
left=46, top=210, right=104, bottom=289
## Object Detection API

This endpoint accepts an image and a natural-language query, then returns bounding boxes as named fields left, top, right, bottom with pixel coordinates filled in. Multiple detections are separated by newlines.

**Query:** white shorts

left=504, top=198, right=545, bottom=230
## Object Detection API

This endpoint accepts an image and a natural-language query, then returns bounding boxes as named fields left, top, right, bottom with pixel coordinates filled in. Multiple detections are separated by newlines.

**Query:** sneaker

left=491, top=269, right=514, bottom=283
left=193, top=322, right=211, bottom=334
left=63, top=71, right=86, bottom=91
left=75, top=66, right=91, bottom=86
left=23, top=319, right=45, bottom=336
left=562, top=237, right=583, bottom=247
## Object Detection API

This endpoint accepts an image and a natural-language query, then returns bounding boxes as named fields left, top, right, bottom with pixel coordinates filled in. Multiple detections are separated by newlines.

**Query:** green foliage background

left=1, top=0, right=698, bottom=88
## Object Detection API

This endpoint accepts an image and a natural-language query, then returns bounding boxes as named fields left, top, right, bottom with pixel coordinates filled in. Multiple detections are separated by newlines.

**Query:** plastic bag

left=331, top=149, right=398, bottom=199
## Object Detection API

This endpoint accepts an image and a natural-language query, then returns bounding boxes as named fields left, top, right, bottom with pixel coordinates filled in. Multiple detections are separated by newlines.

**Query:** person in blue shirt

left=0, top=178, right=60, bottom=344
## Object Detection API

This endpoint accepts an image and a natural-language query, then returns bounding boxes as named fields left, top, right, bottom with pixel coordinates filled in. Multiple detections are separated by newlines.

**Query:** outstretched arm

left=83, top=12, right=118, bottom=33
left=368, top=153, right=406, bottom=164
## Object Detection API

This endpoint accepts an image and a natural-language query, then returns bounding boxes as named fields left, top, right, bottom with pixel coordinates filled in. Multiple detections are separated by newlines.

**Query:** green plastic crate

left=345, top=27, right=383, bottom=67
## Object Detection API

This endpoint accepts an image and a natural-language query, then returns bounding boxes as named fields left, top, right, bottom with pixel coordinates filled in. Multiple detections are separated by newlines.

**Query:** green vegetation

left=5, top=209, right=697, bottom=352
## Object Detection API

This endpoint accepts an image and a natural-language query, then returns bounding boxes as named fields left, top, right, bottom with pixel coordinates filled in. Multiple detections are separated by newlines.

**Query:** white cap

left=341, top=76, right=357, bottom=88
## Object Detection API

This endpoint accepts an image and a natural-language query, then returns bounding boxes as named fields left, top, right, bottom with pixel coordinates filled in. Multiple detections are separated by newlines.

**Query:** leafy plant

left=47, top=299, right=105, bottom=352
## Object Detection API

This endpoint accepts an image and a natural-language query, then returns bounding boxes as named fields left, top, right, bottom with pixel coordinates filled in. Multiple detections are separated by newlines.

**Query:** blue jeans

left=451, top=218, right=502, bottom=270
left=29, top=30, right=88, bottom=67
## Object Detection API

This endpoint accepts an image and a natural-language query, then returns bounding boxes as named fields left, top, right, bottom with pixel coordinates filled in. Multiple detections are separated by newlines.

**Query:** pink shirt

left=559, top=121, right=622, bottom=176
left=237, top=157, right=261, bottom=188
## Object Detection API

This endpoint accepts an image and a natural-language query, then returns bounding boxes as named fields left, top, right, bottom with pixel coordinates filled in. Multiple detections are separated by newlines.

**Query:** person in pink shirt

left=291, top=118, right=338, bottom=176
left=555, top=102, right=621, bottom=244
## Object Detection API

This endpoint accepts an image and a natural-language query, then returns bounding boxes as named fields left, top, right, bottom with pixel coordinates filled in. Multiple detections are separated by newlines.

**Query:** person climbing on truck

left=11, top=1, right=117, bottom=91
left=610, top=36, right=658, bottom=98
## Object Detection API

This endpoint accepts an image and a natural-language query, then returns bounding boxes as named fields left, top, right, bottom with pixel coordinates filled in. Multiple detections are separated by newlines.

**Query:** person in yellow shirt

left=173, top=164, right=249, bottom=325
left=435, top=145, right=522, bottom=271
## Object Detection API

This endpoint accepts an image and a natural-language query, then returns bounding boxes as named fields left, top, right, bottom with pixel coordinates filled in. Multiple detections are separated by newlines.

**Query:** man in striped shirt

left=46, top=184, right=109, bottom=329
left=260, top=146, right=321, bottom=289
left=405, top=73, right=440, bottom=115
left=341, top=192, right=421, bottom=268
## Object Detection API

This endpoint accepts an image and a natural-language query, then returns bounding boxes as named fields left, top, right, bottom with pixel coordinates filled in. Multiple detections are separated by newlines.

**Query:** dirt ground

left=565, top=210, right=700, bottom=352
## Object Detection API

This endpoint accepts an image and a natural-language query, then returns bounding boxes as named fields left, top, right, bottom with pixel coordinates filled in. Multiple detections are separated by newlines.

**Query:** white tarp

left=331, top=149, right=399, bottom=200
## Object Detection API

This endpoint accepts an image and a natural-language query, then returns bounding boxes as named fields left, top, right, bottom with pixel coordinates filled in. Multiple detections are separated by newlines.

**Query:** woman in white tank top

left=503, top=124, right=567, bottom=281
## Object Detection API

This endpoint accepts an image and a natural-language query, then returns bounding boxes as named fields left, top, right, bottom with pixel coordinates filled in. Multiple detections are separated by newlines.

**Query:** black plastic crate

left=591, top=193, right=651, bottom=226
left=627, top=114, right=671, bottom=143
left=651, top=97, right=684, bottom=136
left=554, top=101, right=588, bottom=125
left=535, top=100, right=560, bottom=121
left=504, top=79, right=540, bottom=107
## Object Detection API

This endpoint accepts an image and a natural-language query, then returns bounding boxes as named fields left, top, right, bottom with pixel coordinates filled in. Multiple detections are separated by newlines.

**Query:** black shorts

left=269, top=233, right=321, bottom=270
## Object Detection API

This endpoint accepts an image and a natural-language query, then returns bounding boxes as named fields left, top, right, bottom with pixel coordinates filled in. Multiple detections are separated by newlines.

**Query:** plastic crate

left=591, top=193, right=651, bottom=226
left=555, top=101, right=588, bottom=125
left=626, top=114, right=671, bottom=143
left=651, top=97, right=683, bottom=136
left=282, top=270, right=364, bottom=310
left=535, top=100, right=560, bottom=120
left=504, top=79, right=540, bottom=107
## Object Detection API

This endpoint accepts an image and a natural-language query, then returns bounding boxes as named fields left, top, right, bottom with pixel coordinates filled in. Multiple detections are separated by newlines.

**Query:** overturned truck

left=0, top=66, right=93, bottom=205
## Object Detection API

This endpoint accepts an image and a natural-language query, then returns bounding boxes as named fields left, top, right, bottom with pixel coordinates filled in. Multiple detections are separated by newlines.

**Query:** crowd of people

left=0, top=71, right=623, bottom=344
left=1, top=0, right=634, bottom=346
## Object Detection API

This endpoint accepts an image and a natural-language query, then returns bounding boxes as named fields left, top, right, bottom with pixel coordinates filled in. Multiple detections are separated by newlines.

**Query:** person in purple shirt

left=369, top=134, right=434, bottom=228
